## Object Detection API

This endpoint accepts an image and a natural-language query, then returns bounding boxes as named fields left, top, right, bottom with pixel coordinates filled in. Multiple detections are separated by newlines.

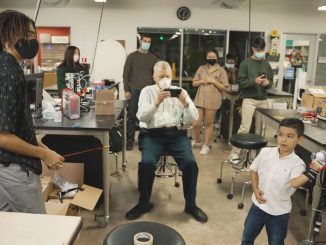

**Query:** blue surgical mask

left=255, top=52, right=265, bottom=59
left=141, top=42, right=151, bottom=51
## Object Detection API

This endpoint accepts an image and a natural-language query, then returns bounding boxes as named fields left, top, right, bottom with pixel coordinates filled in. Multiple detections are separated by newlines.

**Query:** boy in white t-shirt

left=241, top=118, right=324, bottom=245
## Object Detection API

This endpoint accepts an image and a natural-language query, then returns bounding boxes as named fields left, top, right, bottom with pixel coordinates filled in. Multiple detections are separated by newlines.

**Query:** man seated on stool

left=125, top=61, right=208, bottom=223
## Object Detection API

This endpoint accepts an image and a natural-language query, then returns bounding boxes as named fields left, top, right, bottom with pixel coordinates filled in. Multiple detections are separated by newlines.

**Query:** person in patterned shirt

left=0, top=10, right=64, bottom=213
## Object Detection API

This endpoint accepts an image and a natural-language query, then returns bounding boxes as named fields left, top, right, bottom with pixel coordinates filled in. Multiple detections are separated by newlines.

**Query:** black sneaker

left=125, top=203, right=153, bottom=220
left=185, top=206, right=208, bottom=223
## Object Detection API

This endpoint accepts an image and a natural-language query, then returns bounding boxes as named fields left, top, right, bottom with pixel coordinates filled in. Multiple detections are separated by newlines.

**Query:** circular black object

left=103, top=221, right=185, bottom=245
left=230, top=133, right=267, bottom=150
left=217, top=178, right=222, bottom=184
left=227, top=193, right=234, bottom=199
left=176, top=6, right=191, bottom=21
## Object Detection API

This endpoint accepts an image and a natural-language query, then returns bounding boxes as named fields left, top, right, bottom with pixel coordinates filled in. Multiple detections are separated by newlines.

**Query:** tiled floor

left=76, top=129, right=326, bottom=245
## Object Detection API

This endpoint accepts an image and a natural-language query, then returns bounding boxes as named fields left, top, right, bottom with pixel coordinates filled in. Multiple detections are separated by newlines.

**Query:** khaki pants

left=238, top=98, right=268, bottom=134
left=230, top=99, right=268, bottom=156
left=0, top=163, right=45, bottom=214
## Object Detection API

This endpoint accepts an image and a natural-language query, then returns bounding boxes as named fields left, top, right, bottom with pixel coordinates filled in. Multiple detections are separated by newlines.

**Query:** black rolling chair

left=217, top=133, right=268, bottom=200
left=155, top=152, right=181, bottom=187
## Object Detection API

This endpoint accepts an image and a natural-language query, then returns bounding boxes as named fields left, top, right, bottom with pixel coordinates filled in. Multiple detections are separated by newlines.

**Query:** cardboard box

left=95, top=90, right=115, bottom=115
left=301, top=87, right=326, bottom=110
left=43, top=72, right=57, bottom=88
left=45, top=184, right=102, bottom=216
left=41, top=163, right=102, bottom=216
left=42, top=162, right=84, bottom=187
left=301, top=93, right=314, bottom=108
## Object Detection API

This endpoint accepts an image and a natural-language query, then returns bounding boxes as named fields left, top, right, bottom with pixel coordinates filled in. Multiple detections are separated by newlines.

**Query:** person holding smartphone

left=229, top=38, right=273, bottom=162
left=125, top=61, right=208, bottom=223
left=192, top=50, right=229, bottom=155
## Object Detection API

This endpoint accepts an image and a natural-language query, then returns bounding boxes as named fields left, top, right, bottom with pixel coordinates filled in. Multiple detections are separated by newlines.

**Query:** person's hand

left=154, top=90, right=170, bottom=107
left=254, top=188, right=266, bottom=204
left=255, top=75, right=265, bottom=85
left=310, top=160, right=326, bottom=172
left=125, top=92, right=131, bottom=100
left=261, top=79, right=269, bottom=87
left=178, top=89, right=189, bottom=107
left=206, top=77, right=216, bottom=84
left=41, top=149, right=64, bottom=170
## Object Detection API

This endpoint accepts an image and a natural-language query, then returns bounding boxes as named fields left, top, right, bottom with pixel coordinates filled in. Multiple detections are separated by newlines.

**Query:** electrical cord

left=90, top=2, right=105, bottom=78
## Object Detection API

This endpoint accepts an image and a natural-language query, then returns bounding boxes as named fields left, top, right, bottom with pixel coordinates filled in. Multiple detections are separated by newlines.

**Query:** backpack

left=109, top=127, right=122, bottom=153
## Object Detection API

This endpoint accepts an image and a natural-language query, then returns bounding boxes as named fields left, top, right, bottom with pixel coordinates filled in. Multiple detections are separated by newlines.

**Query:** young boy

left=241, top=118, right=324, bottom=245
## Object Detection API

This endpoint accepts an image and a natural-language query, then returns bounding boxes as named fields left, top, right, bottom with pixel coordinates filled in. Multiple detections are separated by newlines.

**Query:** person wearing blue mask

left=123, top=34, right=159, bottom=150
left=229, top=38, right=273, bottom=162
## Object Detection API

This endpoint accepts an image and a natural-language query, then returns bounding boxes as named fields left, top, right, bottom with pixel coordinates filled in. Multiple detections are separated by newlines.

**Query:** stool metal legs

left=237, top=180, right=252, bottom=209
left=155, top=156, right=181, bottom=188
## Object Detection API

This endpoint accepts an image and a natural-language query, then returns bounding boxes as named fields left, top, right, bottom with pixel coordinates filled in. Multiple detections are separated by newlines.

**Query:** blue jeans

left=242, top=204, right=289, bottom=245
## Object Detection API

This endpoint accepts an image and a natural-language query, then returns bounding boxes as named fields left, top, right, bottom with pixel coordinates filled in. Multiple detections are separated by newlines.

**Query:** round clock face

left=177, top=6, right=191, bottom=21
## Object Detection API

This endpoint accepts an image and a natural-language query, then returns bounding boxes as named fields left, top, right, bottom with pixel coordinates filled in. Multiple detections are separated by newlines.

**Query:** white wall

left=2, top=3, right=326, bottom=65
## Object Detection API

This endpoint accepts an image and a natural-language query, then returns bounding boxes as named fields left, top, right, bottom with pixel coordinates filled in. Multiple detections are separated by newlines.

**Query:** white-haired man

left=125, top=61, right=208, bottom=223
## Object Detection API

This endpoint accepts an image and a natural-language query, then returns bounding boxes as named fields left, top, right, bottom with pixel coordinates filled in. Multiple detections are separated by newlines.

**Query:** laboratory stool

left=103, top=221, right=185, bottom=245
left=155, top=152, right=181, bottom=187
left=217, top=133, right=267, bottom=200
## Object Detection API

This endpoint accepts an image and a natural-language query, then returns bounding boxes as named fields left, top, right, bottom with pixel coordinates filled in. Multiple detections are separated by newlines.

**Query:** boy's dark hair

left=0, top=10, right=36, bottom=51
left=252, top=37, right=266, bottom=50
left=58, top=46, right=84, bottom=72
left=279, top=118, right=305, bottom=137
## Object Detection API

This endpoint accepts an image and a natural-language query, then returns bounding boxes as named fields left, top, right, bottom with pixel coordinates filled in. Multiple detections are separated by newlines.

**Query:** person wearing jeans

left=241, top=118, right=323, bottom=244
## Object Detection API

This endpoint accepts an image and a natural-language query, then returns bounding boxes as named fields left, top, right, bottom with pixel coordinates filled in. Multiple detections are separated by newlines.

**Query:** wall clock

left=177, top=6, right=191, bottom=21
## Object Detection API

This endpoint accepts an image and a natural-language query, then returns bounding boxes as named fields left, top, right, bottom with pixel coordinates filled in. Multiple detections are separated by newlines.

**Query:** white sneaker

left=191, top=140, right=202, bottom=148
left=200, top=145, right=210, bottom=155
left=229, top=152, right=240, bottom=165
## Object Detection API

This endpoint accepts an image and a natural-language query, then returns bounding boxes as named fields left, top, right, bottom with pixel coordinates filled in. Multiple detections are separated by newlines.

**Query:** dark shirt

left=237, top=57, right=273, bottom=100
left=123, top=50, right=158, bottom=92
left=0, top=51, right=41, bottom=174
left=56, top=65, right=89, bottom=96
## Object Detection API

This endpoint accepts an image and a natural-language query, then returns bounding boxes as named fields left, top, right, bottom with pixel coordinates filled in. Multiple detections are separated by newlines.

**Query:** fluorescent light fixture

left=318, top=4, right=326, bottom=11
left=94, top=0, right=106, bottom=2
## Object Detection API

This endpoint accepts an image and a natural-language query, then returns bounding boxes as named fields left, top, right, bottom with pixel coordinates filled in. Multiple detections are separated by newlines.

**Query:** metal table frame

left=35, top=101, right=128, bottom=226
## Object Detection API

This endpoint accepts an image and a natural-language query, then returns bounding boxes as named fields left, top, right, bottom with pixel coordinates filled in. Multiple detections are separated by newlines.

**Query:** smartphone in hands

left=164, top=88, right=182, bottom=97
left=259, top=72, right=266, bottom=78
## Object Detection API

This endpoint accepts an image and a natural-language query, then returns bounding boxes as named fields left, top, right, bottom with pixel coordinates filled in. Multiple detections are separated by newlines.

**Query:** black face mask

left=206, top=59, right=217, bottom=65
left=15, top=39, right=39, bottom=59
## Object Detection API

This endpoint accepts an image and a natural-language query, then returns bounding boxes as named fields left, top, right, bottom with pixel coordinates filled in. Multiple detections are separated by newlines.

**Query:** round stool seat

left=230, top=133, right=267, bottom=150
left=103, top=221, right=185, bottom=245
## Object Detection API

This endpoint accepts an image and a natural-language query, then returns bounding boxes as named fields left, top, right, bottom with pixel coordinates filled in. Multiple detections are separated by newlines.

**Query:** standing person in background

left=123, top=34, right=158, bottom=150
left=229, top=38, right=273, bottom=162
left=43, top=45, right=103, bottom=191
left=191, top=50, right=229, bottom=155
left=56, top=45, right=89, bottom=96
left=0, top=10, right=64, bottom=213
left=223, top=53, right=238, bottom=85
